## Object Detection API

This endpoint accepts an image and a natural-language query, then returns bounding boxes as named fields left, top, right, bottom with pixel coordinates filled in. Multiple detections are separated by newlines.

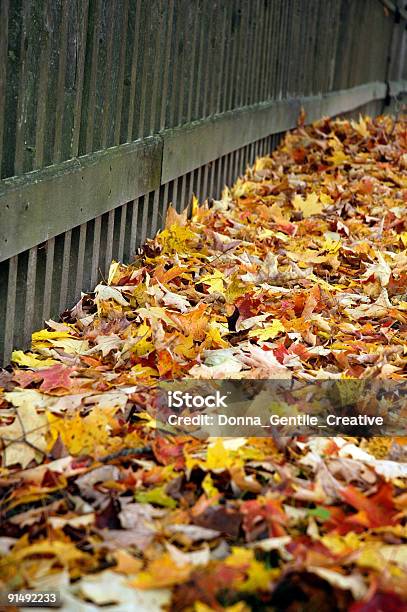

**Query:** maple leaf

left=48, top=338, right=90, bottom=355
left=165, top=204, right=188, bottom=227
left=200, top=270, right=226, bottom=294
left=31, top=329, right=75, bottom=352
left=48, top=407, right=117, bottom=457
left=292, top=192, right=323, bottom=217
left=351, top=115, right=369, bottom=138
left=327, top=149, right=350, bottom=166
left=11, top=351, right=57, bottom=368
left=39, top=364, right=75, bottom=393
left=158, top=224, right=198, bottom=254
left=0, top=405, right=48, bottom=468
left=225, top=547, right=276, bottom=592
left=248, top=319, right=285, bottom=340
left=170, top=303, right=209, bottom=340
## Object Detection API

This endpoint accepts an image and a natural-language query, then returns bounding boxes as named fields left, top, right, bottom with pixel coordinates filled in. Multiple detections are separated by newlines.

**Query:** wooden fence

left=0, top=0, right=406, bottom=364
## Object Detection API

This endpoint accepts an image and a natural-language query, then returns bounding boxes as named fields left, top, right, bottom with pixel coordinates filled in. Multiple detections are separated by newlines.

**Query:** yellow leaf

left=191, top=194, right=199, bottom=220
left=158, top=224, right=197, bottom=254
left=47, top=408, right=117, bottom=457
left=225, top=547, right=253, bottom=568
left=322, top=236, right=341, bottom=254
left=130, top=323, right=154, bottom=357
left=356, top=547, right=384, bottom=571
left=130, top=364, right=159, bottom=378
left=225, top=548, right=276, bottom=592
left=248, top=320, right=285, bottom=341
left=199, top=270, right=225, bottom=294
left=225, top=276, right=249, bottom=303
left=130, top=553, right=191, bottom=589
left=319, top=192, right=333, bottom=206
left=292, top=192, right=323, bottom=218
left=48, top=338, right=90, bottom=355
left=10, top=537, right=92, bottom=565
left=0, top=405, right=48, bottom=468
left=321, top=532, right=362, bottom=556
left=135, top=411, right=157, bottom=428
left=327, top=150, right=350, bottom=166
left=174, top=334, right=197, bottom=359
left=206, top=438, right=241, bottom=471
left=132, top=338, right=155, bottom=357
left=202, top=474, right=219, bottom=498
left=108, top=261, right=121, bottom=285
left=351, top=115, right=369, bottom=138
left=32, top=329, right=73, bottom=342
left=11, top=351, right=57, bottom=368
left=202, top=324, right=229, bottom=349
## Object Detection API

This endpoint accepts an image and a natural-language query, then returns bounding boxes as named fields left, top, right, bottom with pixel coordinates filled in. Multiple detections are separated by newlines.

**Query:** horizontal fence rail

left=0, top=0, right=406, bottom=365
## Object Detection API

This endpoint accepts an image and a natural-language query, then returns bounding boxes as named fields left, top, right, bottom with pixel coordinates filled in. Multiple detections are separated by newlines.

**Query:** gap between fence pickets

left=0, top=79, right=405, bottom=264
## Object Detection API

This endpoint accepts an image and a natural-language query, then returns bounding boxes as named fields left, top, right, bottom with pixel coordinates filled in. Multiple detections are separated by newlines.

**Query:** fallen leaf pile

left=0, top=114, right=407, bottom=610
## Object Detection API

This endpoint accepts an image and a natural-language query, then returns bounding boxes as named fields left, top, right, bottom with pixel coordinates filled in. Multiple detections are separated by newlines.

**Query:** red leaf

left=235, top=293, right=262, bottom=319
left=39, top=364, right=75, bottom=393
left=340, top=483, right=396, bottom=528
left=13, top=369, right=43, bottom=388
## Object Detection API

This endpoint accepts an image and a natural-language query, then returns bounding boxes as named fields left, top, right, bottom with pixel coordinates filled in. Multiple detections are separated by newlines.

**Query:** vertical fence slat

left=117, top=203, right=127, bottom=262
left=71, top=0, right=89, bottom=157
left=59, top=229, right=71, bottom=312
left=23, top=247, right=37, bottom=345
left=33, top=0, right=52, bottom=170
left=151, top=189, right=160, bottom=237
left=104, top=210, right=114, bottom=275
left=113, top=0, right=129, bottom=145
left=149, top=1, right=165, bottom=134
left=14, top=0, right=31, bottom=175
left=129, top=198, right=139, bottom=254
left=90, top=216, right=101, bottom=288
left=74, top=223, right=87, bottom=299
left=126, top=0, right=142, bottom=141
left=140, top=194, right=149, bottom=245
left=3, top=256, right=18, bottom=363
left=137, top=2, right=152, bottom=138
left=100, top=2, right=115, bottom=149
left=159, top=0, right=174, bottom=130
left=0, top=0, right=9, bottom=176
left=42, top=237, right=55, bottom=322
left=52, top=0, right=69, bottom=163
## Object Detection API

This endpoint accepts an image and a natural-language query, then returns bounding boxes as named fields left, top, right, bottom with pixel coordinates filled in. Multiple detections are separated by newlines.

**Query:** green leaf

left=135, top=485, right=177, bottom=508
left=308, top=506, right=331, bottom=521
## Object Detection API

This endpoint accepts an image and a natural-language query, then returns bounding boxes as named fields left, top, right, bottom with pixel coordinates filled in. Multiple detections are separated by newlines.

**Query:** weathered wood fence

left=0, top=0, right=406, bottom=364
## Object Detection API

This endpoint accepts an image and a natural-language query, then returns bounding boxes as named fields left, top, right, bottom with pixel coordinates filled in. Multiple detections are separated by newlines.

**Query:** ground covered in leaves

left=0, top=115, right=407, bottom=611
